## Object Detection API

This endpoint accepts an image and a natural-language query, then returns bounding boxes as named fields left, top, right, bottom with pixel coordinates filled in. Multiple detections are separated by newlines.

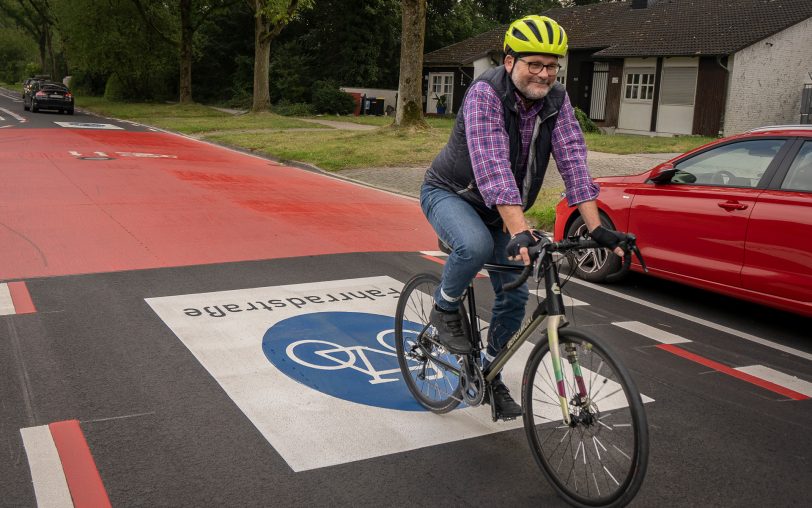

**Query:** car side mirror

left=649, top=163, right=677, bottom=184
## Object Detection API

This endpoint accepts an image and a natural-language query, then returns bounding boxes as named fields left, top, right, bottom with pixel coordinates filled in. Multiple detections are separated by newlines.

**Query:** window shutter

left=660, top=67, right=698, bottom=106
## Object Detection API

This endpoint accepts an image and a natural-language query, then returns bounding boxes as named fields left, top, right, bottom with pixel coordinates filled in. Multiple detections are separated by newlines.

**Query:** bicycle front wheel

left=395, top=273, right=463, bottom=414
left=522, top=328, right=648, bottom=507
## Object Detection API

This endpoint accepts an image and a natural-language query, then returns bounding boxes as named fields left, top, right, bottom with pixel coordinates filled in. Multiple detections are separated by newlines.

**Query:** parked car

left=23, top=81, right=74, bottom=114
left=554, top=125, right=812, bottom=317
left=21, top=76, right=47, bottom=99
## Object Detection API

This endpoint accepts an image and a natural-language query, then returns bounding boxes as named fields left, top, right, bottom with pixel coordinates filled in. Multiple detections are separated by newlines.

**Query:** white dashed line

left=612, top=321, right=692, bottom=344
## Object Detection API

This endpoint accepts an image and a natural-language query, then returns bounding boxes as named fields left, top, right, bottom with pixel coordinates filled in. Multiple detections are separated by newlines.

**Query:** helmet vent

left=511, top=27, right=529, bottom=41
left=558, top=27, right=565, bottom=45
left=525, top=19, right=543, bottom=42
left=543, top=20, right=555, bottom=44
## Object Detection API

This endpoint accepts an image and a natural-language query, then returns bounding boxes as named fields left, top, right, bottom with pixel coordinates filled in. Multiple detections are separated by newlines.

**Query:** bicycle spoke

left=525, top=331, right=647, bottom=506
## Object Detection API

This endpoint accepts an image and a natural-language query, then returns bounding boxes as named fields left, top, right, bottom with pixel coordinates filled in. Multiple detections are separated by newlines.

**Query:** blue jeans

left=420, top=183, right=529, bottom=366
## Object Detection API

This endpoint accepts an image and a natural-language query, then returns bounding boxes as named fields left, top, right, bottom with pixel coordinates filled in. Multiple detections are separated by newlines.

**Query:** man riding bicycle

left=420, top=15, right=625, bottom=419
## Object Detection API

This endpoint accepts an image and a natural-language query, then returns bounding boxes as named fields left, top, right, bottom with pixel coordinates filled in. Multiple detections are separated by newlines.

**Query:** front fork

left=546, top=315, right=588, bottom=426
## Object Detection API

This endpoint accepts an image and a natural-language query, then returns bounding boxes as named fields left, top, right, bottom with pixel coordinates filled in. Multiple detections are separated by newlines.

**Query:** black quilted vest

left=424, top=65, right=566, bottom=226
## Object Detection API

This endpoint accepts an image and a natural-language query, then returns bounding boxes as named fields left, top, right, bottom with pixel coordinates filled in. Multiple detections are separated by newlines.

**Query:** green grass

left=1, top=82, right=23, bottom=93
left=76, top=97, right=323, bottom=132
left=312, top=114, right=457, bottom=130
left=584, top=133, right=715, bottom=154
left=204, top=125, right=450, bottom=171
left=525, top=187, right=564, bottom=232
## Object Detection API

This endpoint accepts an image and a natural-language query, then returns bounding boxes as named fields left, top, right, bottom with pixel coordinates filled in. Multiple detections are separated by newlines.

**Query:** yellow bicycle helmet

left=504, top=15, right=568, bottom=56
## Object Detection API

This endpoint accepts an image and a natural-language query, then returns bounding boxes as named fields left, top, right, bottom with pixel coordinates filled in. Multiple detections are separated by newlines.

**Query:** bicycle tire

left=522, top=328, right=648, bottom=507
left=395, top=273, right=464, bottom=414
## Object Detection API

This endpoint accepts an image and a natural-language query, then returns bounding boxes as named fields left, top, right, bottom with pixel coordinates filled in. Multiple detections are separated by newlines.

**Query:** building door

left=590, top=62, right=609, bottom=121
left=578, top=61, right=594, bottom=116
left=617, top=63, right=656, bottom=132
left=428, top=73, right=454, bottom=114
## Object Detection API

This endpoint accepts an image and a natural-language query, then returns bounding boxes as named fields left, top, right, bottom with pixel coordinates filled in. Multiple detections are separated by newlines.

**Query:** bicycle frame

left=472, top=252, right=582, bottom=425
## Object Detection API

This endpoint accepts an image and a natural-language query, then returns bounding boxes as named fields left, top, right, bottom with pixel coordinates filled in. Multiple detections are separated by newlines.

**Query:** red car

left=554, top=125, right=812, bottom=317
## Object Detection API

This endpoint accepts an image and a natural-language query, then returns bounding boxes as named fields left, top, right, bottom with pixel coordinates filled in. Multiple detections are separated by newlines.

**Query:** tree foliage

left=54, top=0, right=176, bottom=99
left=2, top=0, right=615, bottom=105
left=0, top=26, right=37, bottom=82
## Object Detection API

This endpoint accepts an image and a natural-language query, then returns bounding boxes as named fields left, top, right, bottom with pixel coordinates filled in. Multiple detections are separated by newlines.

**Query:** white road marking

left=612, top=321, right=691, bottom=344
left=565, top=276, right=812, bottom=362
left=734, top=366, right=812, bottom=397
left=20, top=426, right=73, bottom=507
left=53, top=121, right=123, bottom=130
left=530, top=289, right=588, bottom=307
left=0, top=283, right=15, bottom=315
left=0, top=107, right=26, bottom=122
left=146, top=276, right=650, bottom=471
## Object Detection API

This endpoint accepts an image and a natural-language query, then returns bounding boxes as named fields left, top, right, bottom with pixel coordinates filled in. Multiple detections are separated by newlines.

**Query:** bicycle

left=394, top=233, right=649, bottom=507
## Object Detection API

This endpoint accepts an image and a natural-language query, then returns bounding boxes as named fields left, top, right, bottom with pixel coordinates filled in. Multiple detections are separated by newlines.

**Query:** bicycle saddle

left=438, top=238, right=452, bottom=255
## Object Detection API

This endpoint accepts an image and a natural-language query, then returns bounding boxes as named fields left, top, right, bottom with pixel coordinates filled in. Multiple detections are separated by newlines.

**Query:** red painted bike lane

left=0, top=128, right=436, bottom=280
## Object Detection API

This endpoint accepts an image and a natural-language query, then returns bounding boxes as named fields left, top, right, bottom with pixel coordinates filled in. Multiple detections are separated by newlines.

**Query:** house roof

left=423, top=0, right=812, bottom=64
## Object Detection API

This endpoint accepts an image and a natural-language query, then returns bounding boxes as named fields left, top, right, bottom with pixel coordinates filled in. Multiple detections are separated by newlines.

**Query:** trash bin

left=364, top=97, right=385, bottom=116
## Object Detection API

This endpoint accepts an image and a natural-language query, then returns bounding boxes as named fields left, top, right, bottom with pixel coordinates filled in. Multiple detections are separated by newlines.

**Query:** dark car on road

left=23, top=81, right=74, bottom=115
left=554, top=125, right=812, bottom=317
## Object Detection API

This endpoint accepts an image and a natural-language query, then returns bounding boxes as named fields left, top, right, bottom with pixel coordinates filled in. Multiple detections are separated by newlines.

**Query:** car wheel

left=565, top=215, right=625, bottom=283
left=31, top=102, right=38, bottom=113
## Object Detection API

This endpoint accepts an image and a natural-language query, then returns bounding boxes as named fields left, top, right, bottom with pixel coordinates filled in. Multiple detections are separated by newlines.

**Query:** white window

left=660, top=66, right=698, bottom=106
left=429, top=73, right=454, bottom=113
left=555, top=57, right=568, bottom=85
left=624, top=69, right=655, bottom=101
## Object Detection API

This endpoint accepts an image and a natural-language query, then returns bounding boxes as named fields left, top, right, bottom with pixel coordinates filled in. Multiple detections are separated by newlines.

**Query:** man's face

left=505, top=54, right=559, bottom=101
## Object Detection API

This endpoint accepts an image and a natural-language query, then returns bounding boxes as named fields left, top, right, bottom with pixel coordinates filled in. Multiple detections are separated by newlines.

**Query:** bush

left=311, top=80, right=355, bottom=115
left=574, top=106, right=600, bottom=134
left=273, top=101, right=316, bottom=116
left=104, top=74, right=127, bottom=101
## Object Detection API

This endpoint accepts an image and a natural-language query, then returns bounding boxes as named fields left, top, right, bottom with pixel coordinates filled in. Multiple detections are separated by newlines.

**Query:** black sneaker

left=485, top=380, right=523, bottom=419
left=428, top=305, right=473, bottom=354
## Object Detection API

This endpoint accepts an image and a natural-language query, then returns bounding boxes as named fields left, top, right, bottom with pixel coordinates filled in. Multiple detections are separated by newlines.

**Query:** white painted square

left=53, top=121, right=123, bottom=130
left=613, top=321, right=692, bottom=344
left=530, top=289, right=588, bottom=307
left=0, top=283, right=14, bottom=315
left=146, top=276, right=531, bottom=472
left=147, top=276, right=651, bottom=472
left=20, top=426, right=73, bottom=507
left=735, top=365, right=812, bottom=397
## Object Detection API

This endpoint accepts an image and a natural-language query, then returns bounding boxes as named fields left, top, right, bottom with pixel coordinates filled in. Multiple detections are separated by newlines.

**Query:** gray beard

left=511, top=73, right=552, bottom=101
left=516, top=82, right=551, bottom=101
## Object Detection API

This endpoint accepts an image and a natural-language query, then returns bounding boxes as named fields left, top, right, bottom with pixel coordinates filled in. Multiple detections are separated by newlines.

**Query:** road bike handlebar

left=502, top=232, right=647, bottom=291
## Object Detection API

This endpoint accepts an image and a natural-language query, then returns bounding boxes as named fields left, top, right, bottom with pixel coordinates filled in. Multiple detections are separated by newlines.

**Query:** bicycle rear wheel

left=522, top=328, right=648, bottom=507
left=395, top=273, right=463, bottom=414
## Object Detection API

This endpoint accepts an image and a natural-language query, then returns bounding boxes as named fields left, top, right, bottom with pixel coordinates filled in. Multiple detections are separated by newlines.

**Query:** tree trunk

left=178, top=0, right=194, bottom=103
left=38, top=32, right=47, bottom=75
left=252, top=3, right=272, bottom=112
left=395, top=0, right=428, bottom=128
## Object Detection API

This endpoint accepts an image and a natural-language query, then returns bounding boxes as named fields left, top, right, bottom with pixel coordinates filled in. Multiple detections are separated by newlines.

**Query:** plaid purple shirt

left=463, top=80, right=599, bottom=208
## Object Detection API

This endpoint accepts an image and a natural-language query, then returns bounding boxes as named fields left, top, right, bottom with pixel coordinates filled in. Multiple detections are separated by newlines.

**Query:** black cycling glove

left=506, top=230, right=539, bottom=258
left=589, top=226, right=626, bottom=250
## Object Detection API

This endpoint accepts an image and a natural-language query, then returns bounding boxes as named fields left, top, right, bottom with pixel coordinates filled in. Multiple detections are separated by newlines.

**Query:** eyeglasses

left=517, top=58, right=562, bottom=75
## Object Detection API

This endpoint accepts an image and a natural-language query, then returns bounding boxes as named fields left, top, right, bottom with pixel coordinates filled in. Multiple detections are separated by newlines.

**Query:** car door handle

left=717, top=201, right=748, bottom=211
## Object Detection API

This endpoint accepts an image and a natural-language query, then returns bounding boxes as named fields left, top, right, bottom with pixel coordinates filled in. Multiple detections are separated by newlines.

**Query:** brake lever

left=533, top=245, right=546, bottom=282
left=632, top=244, right=648, bottom=273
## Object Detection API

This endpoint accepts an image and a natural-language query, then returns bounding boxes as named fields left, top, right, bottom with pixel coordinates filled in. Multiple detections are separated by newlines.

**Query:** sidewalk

left=337, top=151, right=680, bottom=199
